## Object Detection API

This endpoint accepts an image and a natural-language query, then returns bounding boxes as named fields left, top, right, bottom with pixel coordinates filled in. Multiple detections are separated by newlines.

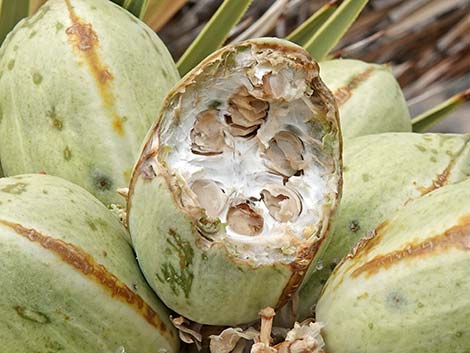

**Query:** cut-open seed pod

left=128, top=38, right=342, bottom=325
left=317, top=178, right=470, bottom=352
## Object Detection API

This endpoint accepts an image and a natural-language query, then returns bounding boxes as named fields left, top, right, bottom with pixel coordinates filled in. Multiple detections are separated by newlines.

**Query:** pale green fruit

left=128, top=38, right=342, bottom=325
left=316, top=178, right=470, bottom=353
left=0, top=0, right=179, bottom=205
left=320, top=59, right=411, bottom=139
left=296, top=133, right=469, bottom=320
left=0, top=174, right=179, bottom=353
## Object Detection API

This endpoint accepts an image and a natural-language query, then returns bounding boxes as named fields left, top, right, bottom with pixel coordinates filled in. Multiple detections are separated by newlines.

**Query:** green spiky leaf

left=286, top=0, right=340, bottom=46
left=177, top=0, right=253, bottom=77
left=412, top=89, right=470, bottom=132
left=0, top=0, right=32, bottom=45
left=303, top=0, right=369, bottom=60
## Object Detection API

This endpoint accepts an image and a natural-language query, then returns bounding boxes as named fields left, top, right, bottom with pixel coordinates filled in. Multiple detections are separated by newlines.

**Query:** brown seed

left=263, top=131, right=305, bottom=176
left=226, top=87, right=269, bottom=137
left=191, top=179, right=227, bottom=218
left=261, top=185, right=302, bottom=222
left=227, top=203, right=264, bottom=236
left=190, top=110, right=225, bottom=155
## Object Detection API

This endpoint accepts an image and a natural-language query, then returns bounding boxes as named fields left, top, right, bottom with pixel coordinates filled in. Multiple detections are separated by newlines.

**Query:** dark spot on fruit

left=63, top=147, right=72, bottom=161
left=29, top=31, right=37, bottom=38
left=415, top=144, right=426, bottom=152
left=430, top=156, right=437, bottom=163
left=386, top=291, right=407, bottom=310
left=160, top=68, right=168, bottom=79
left=86, top=219, right=97, bottom=231
left=93, top=172, right=113, bottom=191
left=15, top=306, right=50, bottom=324
left=33, top=72, right=43, bottom=85
left=7, top=59, right=15, bottom=70
left=361, top=173, right=370, bottom=182
left=349, top=220, right=360, bottom=233
left=46, top=107, right=64, bottom=130
left=56, top=22, right=64, bottom=32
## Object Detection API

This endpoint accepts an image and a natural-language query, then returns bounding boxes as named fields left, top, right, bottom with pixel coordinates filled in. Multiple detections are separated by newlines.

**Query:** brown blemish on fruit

left=334, top=67, right=375, bottom=106
left=352, top=215, right=470, bottom=278
left=418, top=163, right=452, bottom=195
left=64, top=0, right=124, bottom=137
left=0, top=219, right=170, bottom=336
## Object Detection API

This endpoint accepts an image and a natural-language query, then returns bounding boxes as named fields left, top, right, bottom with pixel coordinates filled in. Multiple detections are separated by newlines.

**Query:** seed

left=190, top=110, right=225, bottom=155
left=227, top=202, right=264, bottom=236
left=263, top=131, right=305, bottom=176
left=261, top=184, right=301, bottom=222
left=190, top=179, right=227, bottom=218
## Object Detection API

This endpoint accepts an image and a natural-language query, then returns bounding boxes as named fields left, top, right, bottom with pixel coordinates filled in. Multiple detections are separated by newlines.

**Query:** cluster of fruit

left=0, top=1, right=467, bottom=352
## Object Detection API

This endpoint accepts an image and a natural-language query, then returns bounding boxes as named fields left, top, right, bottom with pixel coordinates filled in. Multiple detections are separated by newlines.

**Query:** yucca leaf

left=177, top=0, right=253, bottom=77
left=0, top=0, right=29, bottom=45
left=286, top=0, right=340, bottom=46
left=143, top=0, right=188, bottom=31
left=119, top=0, right=146, bottom=17
left=303, top=0, right=369, bottom=61
left=412, top=89, right=470, bottom=132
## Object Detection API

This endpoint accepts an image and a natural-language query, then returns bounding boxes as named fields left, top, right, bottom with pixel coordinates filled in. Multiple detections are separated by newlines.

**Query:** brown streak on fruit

left=0, top=219, right=171, bottom=336
left=334, top=67, right=375, bottom=106
left=64, top=0, right=124, bottom=136
left=352, top=215, right=470, bottom=278
left=418, top=160, right=453, bottom=196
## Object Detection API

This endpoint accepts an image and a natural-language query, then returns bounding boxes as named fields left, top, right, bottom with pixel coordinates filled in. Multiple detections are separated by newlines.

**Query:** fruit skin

left=127, top=38, right=342, bottom=326
left=0, top=0, right=179, bottom=205
left=319, top=59, right=411, bottom=139
left=0, top=174, right=179, bottom=353
left=316, top=178, right=470, bottom=353
left=296, top=133, right=469, bottom=320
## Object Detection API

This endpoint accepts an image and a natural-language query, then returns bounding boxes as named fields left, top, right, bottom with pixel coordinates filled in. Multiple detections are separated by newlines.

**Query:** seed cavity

left=225, top=87, right=269, bottom=137
left=261, top=185, right=301, bottom=222
left=263, top=131, right=305, bottom=176
left=190, top=110, right=225, bottom=155
left=227, top=202, right=264, bottom=236
left=190, top=179, right=227, bottom=218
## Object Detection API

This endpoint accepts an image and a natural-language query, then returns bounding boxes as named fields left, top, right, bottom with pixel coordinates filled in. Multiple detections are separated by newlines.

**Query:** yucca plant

left=0, top=1, right=468, bottom=353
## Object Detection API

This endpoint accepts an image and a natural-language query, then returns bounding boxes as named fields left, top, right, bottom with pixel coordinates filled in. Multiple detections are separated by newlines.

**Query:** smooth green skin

left=0, top=0, right=179, bottom=206
left=297, top=133, right=470, bottom=319
left=320, top=59, right=411, bottom=139
left=316, top=179, right=470, bottom=353
left=0, top=174, right=179, bottom=353
left=130, top=175, right=292, bottom=326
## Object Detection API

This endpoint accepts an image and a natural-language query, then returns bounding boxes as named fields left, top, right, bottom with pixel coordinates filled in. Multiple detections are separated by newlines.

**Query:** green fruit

left=128, top=38, right=342, bottom=325
left=0, top=174, right=179, bottom=352
left=296, top=132, right=469, bottom=320
left=0, top=0, right=179, bottom=205
left=316, top=178, right=470, bottom=353
left=319, top=59, right=411, bottom=139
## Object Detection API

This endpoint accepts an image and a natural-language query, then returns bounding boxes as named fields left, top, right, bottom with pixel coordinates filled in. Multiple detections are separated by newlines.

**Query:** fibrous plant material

left=319, top=59, right=411, bottom=139
left=128, top=38, right=342, bottom=325
left=0, top=174, right=179, bottom=352
left=295, top=132, right=470, bottom=320
left=0, top=0, right=179, bottom=205
left=316, top=178, right=470, bottom=353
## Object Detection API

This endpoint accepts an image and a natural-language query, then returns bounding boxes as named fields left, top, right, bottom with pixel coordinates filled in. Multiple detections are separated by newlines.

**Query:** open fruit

left=128, top=38, right=342, bottom=325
